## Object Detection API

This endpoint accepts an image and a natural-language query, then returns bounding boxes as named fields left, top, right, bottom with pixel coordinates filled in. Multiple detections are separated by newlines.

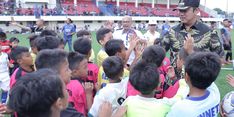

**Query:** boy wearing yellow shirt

left=98, top=39, right=141, bottom=89
left=96, top=28, right=113, bottom=67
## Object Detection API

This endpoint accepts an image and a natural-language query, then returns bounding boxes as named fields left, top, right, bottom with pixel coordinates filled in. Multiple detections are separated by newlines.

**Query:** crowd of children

left=0, top=21, right=233, bottom=117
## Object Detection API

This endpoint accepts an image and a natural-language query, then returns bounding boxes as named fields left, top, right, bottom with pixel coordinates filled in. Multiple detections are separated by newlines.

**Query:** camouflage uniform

left=162, top=21, right=224, bottom=79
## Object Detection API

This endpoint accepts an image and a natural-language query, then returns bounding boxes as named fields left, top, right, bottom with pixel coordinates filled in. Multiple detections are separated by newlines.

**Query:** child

left=35, top=49, right=84, bottom=117
left=8, top=69, right=68, bottom=117
left=0, top=44, right=11, bottom=103
left=161, top=48, right=189, bottom=98
left=9, top=37, right=20, bottom=75
left=76, top=30, right=95, bottom=62
left=167, top=52, right=221, bottom=117
left=0, top=32, right=10, bottom=54
left=35, top=49, right=71, bottom=85
left=175, top=48, right=189, bottom=79
left=89, top=56, right=128, bottom=117
left=35, top=35, right=60, bottom=52
left=73, top=38, right=99, bottom=91
left=9, top=37, right=19, bottom=49
left=10, top=46, right=34, bottom=89
left=67, top=52, right=93, bottom=116
left=127, top=45, right=167, bottom=98
left=123, top=60, right=170, bottom=117
left=39, top=30, right=65, bottom=50
left=153, top=39, right=171, bottom=76
left=98, top=39, right=132, bottom=89
left=96, top=28, right=112, bottom=66
left=28, top=35, right=39, bottom=63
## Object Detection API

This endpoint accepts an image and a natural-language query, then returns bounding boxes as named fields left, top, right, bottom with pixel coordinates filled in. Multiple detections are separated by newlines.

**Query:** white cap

left=148, top=20, right=157, bottom=25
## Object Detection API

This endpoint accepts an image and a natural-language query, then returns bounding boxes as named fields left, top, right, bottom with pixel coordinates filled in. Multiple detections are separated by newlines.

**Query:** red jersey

left=0, top=40, right=11, bottom=54
left=66, top=78, right=87, bottom=116
left=87, top=62, right=98, bottom=84
left=10, top=67, right=27, bottom=89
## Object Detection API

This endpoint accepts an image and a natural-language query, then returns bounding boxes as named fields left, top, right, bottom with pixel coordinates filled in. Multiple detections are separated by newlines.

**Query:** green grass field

left=5, top=30, right=234, bottom=108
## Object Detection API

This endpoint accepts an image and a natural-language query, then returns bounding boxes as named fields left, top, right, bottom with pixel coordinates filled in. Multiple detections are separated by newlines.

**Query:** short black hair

left=67, top=18, right=73, bottom=23
left=9, top=37, right=20, bottom=43
left=104, top=39, right=124, bottom=56
left=102, top=56, right=124, bottom=80
left=223, top=19, right=229, bottom=22
left=35, top=49, right=68, bottom=73
left=73, top=38, right=91, bottom=55
left=40, top=30, right=57, bottom=37
left=28, top=35, right=39, bottom=47
left=129, top=60, right=159, bottom=95
left=178, top=48, right=189, bottom=61
left=59, top=38, right=64, bottom=45
left=142, top=45, right=165, bottom=67
left=77, top=30, right=91, bottom=38
left=35, top=36, right=60, bottom=51
left=8, top=69, right=64, bottom=117
left=0, top=31, right=6, bottom=39
left=210, top=21, right=216, bottom=25
left=96, top=28, right=111, bottom=44
left=185, top=52, right=221, bottom=89
left=67, top=52, right=86, bottom=70
left=10, top=46, right=29, bottom=62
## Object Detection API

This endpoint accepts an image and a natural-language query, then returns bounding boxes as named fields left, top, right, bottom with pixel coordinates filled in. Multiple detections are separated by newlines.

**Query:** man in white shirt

left=113, top=16, right=144, bottom=65
left=144, top=20, right=160, bottom=46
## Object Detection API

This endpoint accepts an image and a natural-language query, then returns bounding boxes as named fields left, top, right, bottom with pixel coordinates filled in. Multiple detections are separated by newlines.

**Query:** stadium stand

left=0, top=0, right=212, bottom=17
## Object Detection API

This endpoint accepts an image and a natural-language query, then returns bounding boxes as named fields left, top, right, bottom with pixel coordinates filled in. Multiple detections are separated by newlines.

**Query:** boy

left=10, top=46, right=34, bottom=89
left=167, top=52, right=221, bottom=117
left=35, top=49, right=84, bottom=117
left=98, top=39, right=135, bottom=89
left=124, top=60, right=170, bottom=117
left=35, top=49, right=71, bottom=85
left=39, top=30, right=65, bottom=50
left=28, top=35, right=39, bottom=63
left=8, top=69, right=68, bottom=117
left=9, top=37, right=19, bottom=49
left=76, top=30, right=95, bottom=62
left=127, top=45, right=167, bottom=98
left=175, top=48, right=189, bottom=79
left=96, top=28, right=113, bottom=66
left=67, top=52, right=93, bottom=116
left=0, top=44, right=11, bottom=103
left=0, top=32, right=10, bottom=54
left=35, top=35, right=60, bottom=52
left=9, top=37, right=20, bottom=75
left=89, top=56, right=128, bottom=117
left=73, top=38, right=99, bottom=91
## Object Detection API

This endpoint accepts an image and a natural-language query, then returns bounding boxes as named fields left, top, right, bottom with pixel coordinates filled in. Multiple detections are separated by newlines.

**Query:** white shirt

left=89, top=77, right=129, bottom=117
left=0, top=52, right=9, bottom=81
left=113, top=29, right=144, bottom=65
left=167, top=83, right=220, bottom=117
left=143, top=30, right=160, bottom=46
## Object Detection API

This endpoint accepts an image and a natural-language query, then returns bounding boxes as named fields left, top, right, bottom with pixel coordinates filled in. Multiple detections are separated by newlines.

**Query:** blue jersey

left=63, top=23, right=76, bottom=39
left=167, top=83, right=220, bottom=117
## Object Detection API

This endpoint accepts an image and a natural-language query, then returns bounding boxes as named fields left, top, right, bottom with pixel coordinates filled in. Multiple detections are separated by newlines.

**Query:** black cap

left=174, top=0, right=200, bottom=11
